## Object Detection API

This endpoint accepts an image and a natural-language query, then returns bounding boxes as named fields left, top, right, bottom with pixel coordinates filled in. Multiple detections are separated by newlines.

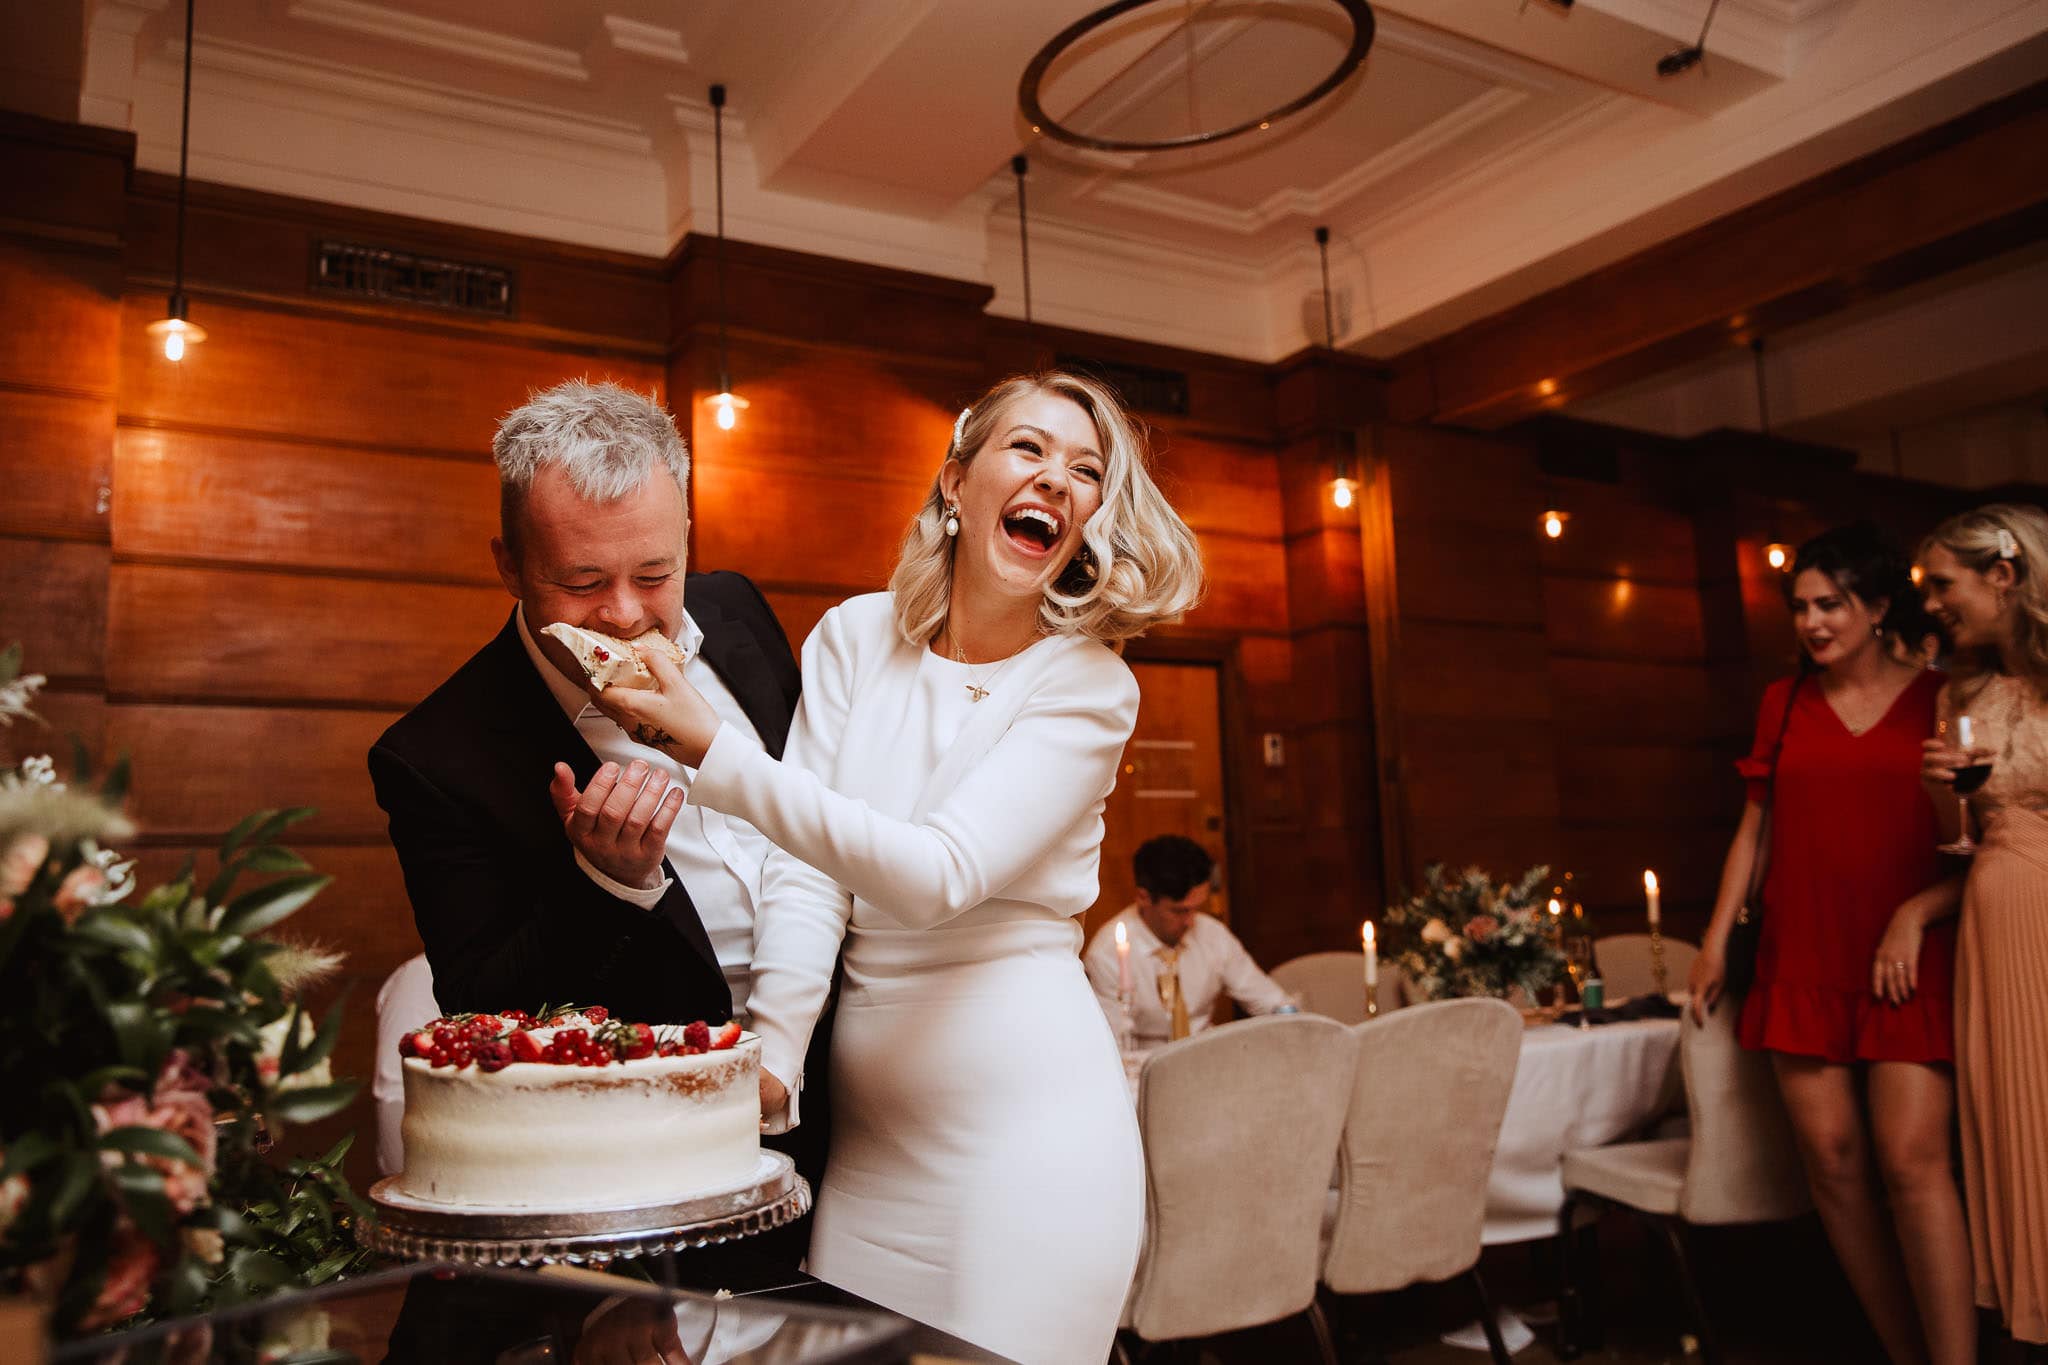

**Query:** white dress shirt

left=1082, top=905, right=1297, bottom=1049
left=515, top=607, right=771, bottom=1019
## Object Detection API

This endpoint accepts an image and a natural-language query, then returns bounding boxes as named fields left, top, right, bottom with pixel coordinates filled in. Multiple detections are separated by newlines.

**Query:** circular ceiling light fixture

left=1019, top=0, right=1375, bottom=153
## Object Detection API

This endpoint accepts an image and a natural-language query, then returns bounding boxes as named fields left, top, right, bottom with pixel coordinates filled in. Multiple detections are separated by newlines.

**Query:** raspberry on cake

left=393, top=1009, right=763, bottom=1209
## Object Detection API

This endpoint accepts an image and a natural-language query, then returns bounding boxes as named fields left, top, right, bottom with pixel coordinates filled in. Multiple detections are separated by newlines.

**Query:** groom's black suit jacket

left=368, top=572, right=829, bottom=1267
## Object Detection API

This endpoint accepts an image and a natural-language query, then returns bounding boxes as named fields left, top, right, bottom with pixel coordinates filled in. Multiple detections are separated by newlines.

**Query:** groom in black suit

left=368, top=379, right=825, bottom=1275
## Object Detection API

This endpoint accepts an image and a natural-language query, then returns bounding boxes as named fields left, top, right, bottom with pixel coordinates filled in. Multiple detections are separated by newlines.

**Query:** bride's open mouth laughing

left=1001, top=502, right=1065, bottom=559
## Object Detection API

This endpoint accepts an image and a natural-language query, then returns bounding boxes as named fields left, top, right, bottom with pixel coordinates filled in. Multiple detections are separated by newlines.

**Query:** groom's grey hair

left=493, top=379, right=690, bottom=561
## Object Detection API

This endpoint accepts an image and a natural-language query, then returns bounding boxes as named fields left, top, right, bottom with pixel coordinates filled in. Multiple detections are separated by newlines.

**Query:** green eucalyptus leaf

left=219, top=811, right=272, bottom=858
left=227, top=1247, right=295, bottom=1291
left=107, top=999, right=174, bottom=1071
left=264, top=1080, right=358, bottom=1125
left=73, top=910, right=155, bottom=958
left=240, top=845, right=313, bottom=875
left=99, top=1125, right=206, bottom=1168
left=111, top=1163, right=175, bottom=1244
left=283, top=997, right=346, bottom=1079
left=0, top=641, right=21, bottom=686
left=47, top=1150, right=101, bottom=1227
left=305, top=1248, right=359, bottom=1285
left=222, top=809, right=315, bottom=859
left=219, top=874, right=332, bottom=938
left=0, top=1130, right=62, bottom=1179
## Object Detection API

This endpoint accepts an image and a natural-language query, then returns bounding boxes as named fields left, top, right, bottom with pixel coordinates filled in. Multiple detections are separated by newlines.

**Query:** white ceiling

left=40, top=0, right=2048, bottom=363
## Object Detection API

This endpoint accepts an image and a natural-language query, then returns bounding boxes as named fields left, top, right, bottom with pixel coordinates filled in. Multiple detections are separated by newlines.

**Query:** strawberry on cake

left=393, top=1006, right=760, bottom=1210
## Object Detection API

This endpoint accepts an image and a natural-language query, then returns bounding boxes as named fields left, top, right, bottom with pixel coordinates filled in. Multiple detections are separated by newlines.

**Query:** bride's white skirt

left=807, top=918, right=1144, bottom=1365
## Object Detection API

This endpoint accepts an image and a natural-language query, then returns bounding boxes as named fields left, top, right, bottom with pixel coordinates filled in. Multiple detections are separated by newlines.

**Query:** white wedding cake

left=393, top=1010, right=761, bottom=1210
left=538, top=623, right=687, bottom=692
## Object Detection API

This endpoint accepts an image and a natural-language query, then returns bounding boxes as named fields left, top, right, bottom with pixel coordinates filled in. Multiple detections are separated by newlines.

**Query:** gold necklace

left=946, top=628, right=1021, bottom=703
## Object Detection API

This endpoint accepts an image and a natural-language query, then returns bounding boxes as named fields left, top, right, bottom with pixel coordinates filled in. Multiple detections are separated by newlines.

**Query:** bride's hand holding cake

left=589, top=642, right=723, bottom=768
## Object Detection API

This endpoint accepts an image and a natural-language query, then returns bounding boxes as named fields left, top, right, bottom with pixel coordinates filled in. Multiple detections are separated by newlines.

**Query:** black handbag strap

left=1744, top=672, right=1806, bottom=907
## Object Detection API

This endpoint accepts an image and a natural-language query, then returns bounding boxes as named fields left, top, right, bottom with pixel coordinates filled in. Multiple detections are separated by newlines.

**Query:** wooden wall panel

left=108, top=564, right=507, bottom=707
left=114, top=428, right=500, bottom=582
left=757, top=588, right=842, bottom=656
left=691, top=466, right=926, bottom=593
left=118, top=296, right=663, bottom=455
left=0, top=241, right=120, bottom=394
left=1548, top=657, right=1722, bottom=744
left=0, top=690, right=104, bottom=767
left=1392, top=515, right=1548, bottom=628
left=0, top=388, right=114, bottom=541
left=0, top=536, right=107, bottom=681
left=107, top=703, right=396, bottom=843
left=1542, top=577, right=1707, bottom=664
left=1151, top=432, right=1284, bottom=541
left=1185, top=532, right=1289, bottom=636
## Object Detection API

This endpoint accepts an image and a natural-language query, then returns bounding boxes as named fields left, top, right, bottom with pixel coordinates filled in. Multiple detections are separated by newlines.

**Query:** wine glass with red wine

left=1938, top=715, right=1992, bottom=856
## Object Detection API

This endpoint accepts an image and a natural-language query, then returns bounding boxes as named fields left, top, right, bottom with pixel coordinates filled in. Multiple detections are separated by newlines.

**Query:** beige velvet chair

left=1593, top=933, right=1698, bottom=1000
left=1556, top=995, right=1810, bottom=1364
left=1320, top=998, right=1525, bottom=1365
left=1270, top=950, right=1406, bottom=1024
left=1118, top=1014, right=1359, bottom=1365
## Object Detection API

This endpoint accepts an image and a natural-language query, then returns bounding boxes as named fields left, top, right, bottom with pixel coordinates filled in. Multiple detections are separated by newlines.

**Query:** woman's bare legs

left=1773, top=1055, right=1929, bottom=1365
left=1869, top=1061, right=1975, bottom=1365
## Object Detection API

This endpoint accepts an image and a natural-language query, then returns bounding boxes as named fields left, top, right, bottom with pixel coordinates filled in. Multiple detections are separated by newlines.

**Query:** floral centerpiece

left=0, top=646, right=369, bottom=1336
left=1383, top=863, right=1566, bottom=1002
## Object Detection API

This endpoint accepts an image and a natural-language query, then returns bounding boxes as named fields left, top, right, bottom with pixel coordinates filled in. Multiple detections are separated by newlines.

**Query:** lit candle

left=1115, top=920, right=1130, bottom=995
left=1643, top=869, right=1661, bottom=929
left=1548, top=897, right=1563, bottom=920
left=1362, top=921, right=1378, bottom=991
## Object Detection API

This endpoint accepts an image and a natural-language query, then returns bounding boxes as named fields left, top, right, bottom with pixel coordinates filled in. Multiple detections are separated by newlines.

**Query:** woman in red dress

left=1691, top=524, right=1972, bottom=1365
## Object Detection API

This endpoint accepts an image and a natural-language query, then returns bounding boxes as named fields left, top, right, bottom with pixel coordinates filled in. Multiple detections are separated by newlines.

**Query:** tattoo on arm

left=630, top=723, right=681, bottom=751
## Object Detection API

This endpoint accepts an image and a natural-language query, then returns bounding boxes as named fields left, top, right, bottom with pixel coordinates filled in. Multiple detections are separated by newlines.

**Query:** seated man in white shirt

left=1083, top=835, right=1295, bottom=1053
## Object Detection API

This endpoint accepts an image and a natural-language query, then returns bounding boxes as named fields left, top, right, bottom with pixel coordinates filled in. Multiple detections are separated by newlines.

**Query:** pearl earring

left=944, top=503, right=960, bottom=537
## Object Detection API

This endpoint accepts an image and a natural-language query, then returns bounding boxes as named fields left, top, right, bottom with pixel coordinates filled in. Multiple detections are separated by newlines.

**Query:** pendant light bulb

left=1543, top=510, right=1567, bottom=540
left=706, top=390, right=749, bottom=431
left=164, top=330, right=184, bottom=362
left=151, top=0, right=209, bottom=363
left=1765, top=542, right=1791, bottom=571
left=1331, top=479, right=1356, bottom=511
left=145, top=299, right=206, bottom=363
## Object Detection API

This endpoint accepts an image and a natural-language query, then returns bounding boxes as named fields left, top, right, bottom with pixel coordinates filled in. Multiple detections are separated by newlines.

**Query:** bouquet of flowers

left=0, top=646, right=370, bottom=1336
left=1383, top=863, right=1566, bottom=1002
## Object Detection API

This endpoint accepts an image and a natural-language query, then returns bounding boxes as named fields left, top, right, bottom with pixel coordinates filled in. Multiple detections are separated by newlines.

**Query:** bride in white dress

left=594, top=371, right=1205, bottom=1364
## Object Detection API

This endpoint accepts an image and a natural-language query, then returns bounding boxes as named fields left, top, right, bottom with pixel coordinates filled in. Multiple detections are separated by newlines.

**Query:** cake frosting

left=393, top=1010, right=760, bottom=1210
left=538, top=623, right=687, bottom=693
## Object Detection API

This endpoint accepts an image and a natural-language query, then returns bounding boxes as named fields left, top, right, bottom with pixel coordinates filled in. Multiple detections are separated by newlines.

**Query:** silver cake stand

left=359, top=1151, right=810, bottom=1268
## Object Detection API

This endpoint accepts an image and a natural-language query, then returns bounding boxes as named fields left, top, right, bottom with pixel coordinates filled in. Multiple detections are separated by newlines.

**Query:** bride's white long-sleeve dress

left=687, top=591, right=1145, bottom=1365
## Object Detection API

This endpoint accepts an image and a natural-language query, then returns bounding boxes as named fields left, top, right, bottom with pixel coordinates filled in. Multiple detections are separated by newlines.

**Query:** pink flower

left=0, top=833, right=48, bottom=896
left=93, top=1052, right=219, bottom=1216
left=0, top=897, right=12, bottom=922
left=1465, top=914, right=1499, bottom=943
left=53, top=863, right=110, bottom=925
left=78, top=1225, right=159, bottom=1331
left=0, top=1167, right=28, bottom=1238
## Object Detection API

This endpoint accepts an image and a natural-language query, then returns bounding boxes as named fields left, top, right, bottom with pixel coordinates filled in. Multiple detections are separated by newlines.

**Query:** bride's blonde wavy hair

left=1921, top=502, right=2048, bottom=699
left=889, top=371, right=1205, bottom=647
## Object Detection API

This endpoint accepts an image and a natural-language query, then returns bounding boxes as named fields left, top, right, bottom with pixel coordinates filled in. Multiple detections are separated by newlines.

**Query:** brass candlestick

left=1650, top=924, right=1669, bottom=998
left=1365, top=988, right=1379, bottom=1019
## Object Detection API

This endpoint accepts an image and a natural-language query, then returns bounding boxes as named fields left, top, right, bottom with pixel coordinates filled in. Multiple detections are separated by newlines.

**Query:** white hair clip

left=952, top=406, right=971, bottom=453
left=1997, top=528, right=2020, bottom=559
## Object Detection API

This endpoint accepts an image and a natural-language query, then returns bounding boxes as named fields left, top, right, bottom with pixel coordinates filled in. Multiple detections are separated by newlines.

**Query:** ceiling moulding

left=594, top=16, right=689, bottom=68
left=286, top=0, right=590, bottom=83
left=122, top=37, right=667, bottom=255
left=665, top=95, right=991, bottom=287
left=78, top=0, right=166, bottom=129
left=1083, top=85, right=1530, bottom=238
left=985, top=216, right=1274, bottom=362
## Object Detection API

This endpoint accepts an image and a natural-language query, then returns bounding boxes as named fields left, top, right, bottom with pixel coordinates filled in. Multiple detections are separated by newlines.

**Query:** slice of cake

left=539, top=623, right=688, bottom=692
left=394, top=1007, right=761, bottom=1209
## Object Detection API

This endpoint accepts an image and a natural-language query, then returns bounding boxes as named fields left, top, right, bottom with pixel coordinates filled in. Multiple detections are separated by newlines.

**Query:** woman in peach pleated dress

left=1919, top=502, right=2048, bottom=1350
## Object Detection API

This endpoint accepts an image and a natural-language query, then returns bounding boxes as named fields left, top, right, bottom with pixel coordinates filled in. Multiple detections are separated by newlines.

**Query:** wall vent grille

left=1056, top=353, right=1190, bottom=416
left=311, top=240, right=515, bottom=318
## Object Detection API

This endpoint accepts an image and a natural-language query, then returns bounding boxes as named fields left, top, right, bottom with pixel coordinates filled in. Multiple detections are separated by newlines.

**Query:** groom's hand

left=549, top=760, right=684, bottom=892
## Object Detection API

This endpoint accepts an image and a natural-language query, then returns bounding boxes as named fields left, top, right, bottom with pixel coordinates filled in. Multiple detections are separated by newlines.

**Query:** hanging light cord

left=174, top=0, right=195, bottom=304
left=712, top=83, right=730, bottom=396
left=1315, top=225, right=1334, bottom=348
left=1753, top=335, right=1769, bottom=431
left=1011, top=155, right=1032, bottom=325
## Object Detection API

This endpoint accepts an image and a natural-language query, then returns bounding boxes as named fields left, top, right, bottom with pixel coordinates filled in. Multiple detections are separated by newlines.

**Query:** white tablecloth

left=1482, top=1018, right=1682, bottom=1245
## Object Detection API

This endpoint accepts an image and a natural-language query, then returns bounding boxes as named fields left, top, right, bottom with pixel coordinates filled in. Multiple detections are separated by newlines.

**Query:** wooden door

left=1084, top=661, right=1229, bottom=946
